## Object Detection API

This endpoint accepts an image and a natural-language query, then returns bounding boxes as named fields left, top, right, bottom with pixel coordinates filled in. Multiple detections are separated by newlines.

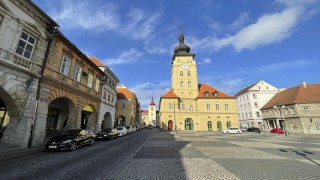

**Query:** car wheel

left=90, top=139, right=94, bottom=146
left=226, top=131, right=229, bottom=134
left=237, top=131, right=240, bottom=134
left=70, top=142, right=77, bottom=151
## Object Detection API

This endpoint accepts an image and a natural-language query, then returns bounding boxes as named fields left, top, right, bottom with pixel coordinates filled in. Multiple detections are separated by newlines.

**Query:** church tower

left=159, top=26, right=238, bottom=132
left=171, top=26, right=199, bottom=99
left=148, top=97, right=156, bottom=125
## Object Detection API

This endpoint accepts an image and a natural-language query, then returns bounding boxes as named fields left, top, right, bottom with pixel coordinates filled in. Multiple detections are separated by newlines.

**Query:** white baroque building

left=89, top=57, right=119, bottom=131
left=234, top=80, right=279, bottom=130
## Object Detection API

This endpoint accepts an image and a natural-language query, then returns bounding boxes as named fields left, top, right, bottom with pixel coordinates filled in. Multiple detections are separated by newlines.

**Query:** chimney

left=301, top=81, right=307, bottom=88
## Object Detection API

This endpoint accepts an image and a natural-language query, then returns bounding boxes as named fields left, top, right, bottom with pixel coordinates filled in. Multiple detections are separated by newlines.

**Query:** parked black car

left=45, top=129, right=95, bottom=151
left=96, top=128, right=118, bottom=140
left=247, top=127, right=261, bottom=133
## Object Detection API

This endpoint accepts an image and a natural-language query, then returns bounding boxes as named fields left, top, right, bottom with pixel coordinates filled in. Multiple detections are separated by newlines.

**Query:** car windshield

left=117, top=127, right=123, bottom=130
left=125, top=126, right=130, bottom=129
left=60, top=130, right=80, bottom=136
left=101, top=128, right=112, bottom=132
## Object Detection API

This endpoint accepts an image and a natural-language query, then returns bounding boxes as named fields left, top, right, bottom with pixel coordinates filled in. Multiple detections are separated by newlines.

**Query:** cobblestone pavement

left=116, top=131, right=320, bottom=180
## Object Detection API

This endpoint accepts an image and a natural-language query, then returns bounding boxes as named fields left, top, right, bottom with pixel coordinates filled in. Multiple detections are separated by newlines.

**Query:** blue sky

left=33, top=0, right=320, bottom=109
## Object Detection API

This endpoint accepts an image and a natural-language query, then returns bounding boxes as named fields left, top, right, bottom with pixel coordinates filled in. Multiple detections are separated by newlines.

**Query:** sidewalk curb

left=0, top=146, right=44, bottom=162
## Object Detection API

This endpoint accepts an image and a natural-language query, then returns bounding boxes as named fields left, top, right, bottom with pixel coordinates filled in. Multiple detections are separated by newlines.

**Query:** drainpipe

left=28, top=26, right=59, bottom=148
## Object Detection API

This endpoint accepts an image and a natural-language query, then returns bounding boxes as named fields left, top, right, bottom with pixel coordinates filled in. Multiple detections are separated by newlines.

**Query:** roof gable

left=117, top=87, right=134, bottom=100
left=262, top=83, right=320, bottom=109
left=89, top=57, right=105, bottom=67
left=197, top=84, right=233, bottom=99
left=161, top=89, right=178, bottom=98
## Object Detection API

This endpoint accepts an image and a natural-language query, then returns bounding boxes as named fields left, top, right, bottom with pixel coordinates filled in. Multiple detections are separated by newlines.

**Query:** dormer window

left=203, top=91, right=210, bottom=97
left=213, top=91, right=218, bottom=97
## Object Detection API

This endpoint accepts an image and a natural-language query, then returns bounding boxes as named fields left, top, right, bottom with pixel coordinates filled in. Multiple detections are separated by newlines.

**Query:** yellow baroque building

left=159, top=27, right=239, bottom=132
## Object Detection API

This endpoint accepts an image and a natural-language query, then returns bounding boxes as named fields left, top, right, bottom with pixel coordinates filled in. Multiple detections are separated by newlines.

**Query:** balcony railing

left=0, top=47, right=32, bottom=70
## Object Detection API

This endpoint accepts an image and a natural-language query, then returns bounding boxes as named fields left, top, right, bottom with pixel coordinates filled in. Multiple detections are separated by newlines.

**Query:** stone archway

left=81, top=104, right=96, bottom=131
left=44, top=97, right=76, bottom=141
left=102, top=112, right=112, bottom=129
left=0, top=87, right=27, bottom=147
left=116, top=116, right=126, bottom=127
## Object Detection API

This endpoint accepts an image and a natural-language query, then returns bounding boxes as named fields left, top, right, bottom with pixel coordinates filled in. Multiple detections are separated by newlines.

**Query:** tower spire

left=150, top=97, right=155, bottom=106
left=174, top=25, right=190, bottom=54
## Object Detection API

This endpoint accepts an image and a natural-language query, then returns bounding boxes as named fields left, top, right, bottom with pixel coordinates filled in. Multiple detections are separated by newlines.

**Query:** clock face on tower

left=182, top=64, right=188, bottom=70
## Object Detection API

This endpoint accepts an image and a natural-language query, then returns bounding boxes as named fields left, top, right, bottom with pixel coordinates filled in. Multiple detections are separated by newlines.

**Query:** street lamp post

left=273, top=103, right=289, bottom=136
left=173, top=101, right=177, bottom=134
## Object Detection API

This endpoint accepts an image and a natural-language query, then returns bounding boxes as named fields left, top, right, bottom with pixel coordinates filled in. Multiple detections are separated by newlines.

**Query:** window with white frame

left=216, top=103, right=220, bottom=110
left=303, top=107, right=310, bottom=114
left=15, top=31, right=37, bottom=59
left=253, top=94, right=256, bottom=99
left=87, top=73, right=93, bottom=88
left=60, top=55, right=71, bottom=76
left=187, top=71, right=190, bottom=76
left=206, top=103, right=211, bottom=111
left=188, top=81, right=191, bottom=87
left=254, top=102, right=258, bottom=108
left=95, top=79, right=100, bottom=92
left=122, top=102, right=126, bottom=109
left=256, top=111, right=261, bottom=117
left=73, top=64, right=82, bottom=82
left=225, top=103, right=229, bottom=110
left=180, top=71, right=183, bottom=76
left=168, top=103, right=172, bottom=109
left=180, top=81, right=184, bottom=87
left=181, top=103, right=185, bottom=110
left=189, top=104, right=193, bottom=110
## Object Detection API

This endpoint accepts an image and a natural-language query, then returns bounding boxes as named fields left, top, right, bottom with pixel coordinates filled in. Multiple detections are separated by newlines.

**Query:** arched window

left=180, top=71, right=183, bottom=76
left=187, top=71, right=190, bottom=76
left=227, top=121, right=231, bottom=128
left=180, top=81, right=184, bottom=87
left=188, top=81, right=191, bottom=87
left=217, top=121, right=222, bottom=131
left=207, top=121, right=212, bottom=131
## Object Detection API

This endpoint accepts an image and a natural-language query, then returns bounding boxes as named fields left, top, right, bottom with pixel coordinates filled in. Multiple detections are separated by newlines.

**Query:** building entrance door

left=185, top=118, right=194, bottom=130
left=168, top=120, right=173, bottom=131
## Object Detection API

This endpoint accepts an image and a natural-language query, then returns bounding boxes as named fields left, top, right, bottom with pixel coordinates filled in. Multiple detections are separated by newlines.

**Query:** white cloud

left=199, top=58, right=212, bottom=64
left=257, top=60, right=316, bottom=73
left=48, top=1, right=119, bottom=31
left=215, top=8, right=299, bottom=51
left=130, top=80, right=171, bottom=109
left=122, top=8, right=162, bottom=40
left=144, top=46, right=168, bottom=54
left=214, top=0, right=318, bottom=52
left=103, top=48, right=144, bottom=65
left=210, top=12, right=250, bottom=32
left=44, top=0, right=162, bottom=41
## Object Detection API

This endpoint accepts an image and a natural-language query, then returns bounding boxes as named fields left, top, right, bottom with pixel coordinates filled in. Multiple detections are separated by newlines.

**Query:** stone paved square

left=117, top=132, right=320, bottom=179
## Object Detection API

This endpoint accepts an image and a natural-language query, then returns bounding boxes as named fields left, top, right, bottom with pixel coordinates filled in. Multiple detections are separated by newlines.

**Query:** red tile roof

left=117, top=87, right=134, bottom=100
left=262, top=83, right=320, bottom=109
left=89, top=57, right=105, bottom=67
left=141, top=110, right=149, bottom=114
left=197, top=84, right=233, bottom=99
left=161, top=89, right=179, bottom=98
left=160, top=84, right=233, bottom=99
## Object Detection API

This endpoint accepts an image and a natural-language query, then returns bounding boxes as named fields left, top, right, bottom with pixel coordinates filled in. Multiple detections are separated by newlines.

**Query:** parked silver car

left=116, top=126, right=127, bottom=137
left=125, top=125, right=133, bottom=134
left=222, top=128, right=241, bottom=134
